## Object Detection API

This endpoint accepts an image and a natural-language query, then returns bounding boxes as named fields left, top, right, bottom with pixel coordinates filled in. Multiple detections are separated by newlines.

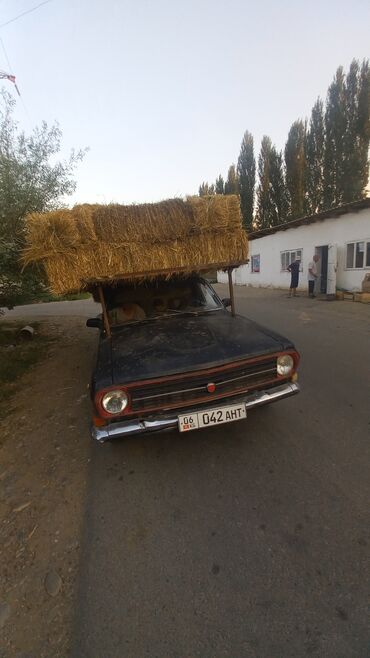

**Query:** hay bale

left=23, top=196, right=248, bottom=294
left=24, top=209, right=81, bottom=260
left=42, top=228, right=248, bottom=294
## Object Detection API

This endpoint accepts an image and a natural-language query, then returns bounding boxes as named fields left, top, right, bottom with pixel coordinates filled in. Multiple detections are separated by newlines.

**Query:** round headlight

left=102, top=390, right=128, bottom=414
left=277, top=354, right=294, bottom=376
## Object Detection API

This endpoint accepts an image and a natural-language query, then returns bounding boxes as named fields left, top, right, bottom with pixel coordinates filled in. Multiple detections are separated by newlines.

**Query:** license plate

left=178, top=404, right=247, bottom=432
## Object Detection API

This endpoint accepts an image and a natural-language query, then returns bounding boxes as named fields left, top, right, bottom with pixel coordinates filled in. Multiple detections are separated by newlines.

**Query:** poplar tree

left=269, top=147, right=289, bottom=225
left=256, top=136, right=273, bottom=229
left=305, top=98, right=325, bottom=214
left=345, top=59, right=370, bottom=201
left=215, top=174, right=225, bottom=194
left=284, top=120, right=306, bottom=218
left=224, top=164, right=239, bottom=195
left=237, top=131, right=255, bottom=230
left=357, top=60, right=370, bottom=198
left=323, top=66, right=346, bottom=208
left=199, top=182, right=213, bottom=196
left=343, top=60, right=360, bottom=202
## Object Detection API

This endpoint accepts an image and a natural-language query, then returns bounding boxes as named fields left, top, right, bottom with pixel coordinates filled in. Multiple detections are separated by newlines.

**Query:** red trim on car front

left=94, top=350, right=300, bottom=419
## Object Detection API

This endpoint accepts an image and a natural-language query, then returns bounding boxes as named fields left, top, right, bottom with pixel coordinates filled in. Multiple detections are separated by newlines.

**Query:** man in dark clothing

left=287, top=257, right=301, bottom=297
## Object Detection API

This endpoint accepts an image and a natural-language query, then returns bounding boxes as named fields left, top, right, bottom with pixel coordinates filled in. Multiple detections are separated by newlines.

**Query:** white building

left=218, top=199, right=370, bottom=294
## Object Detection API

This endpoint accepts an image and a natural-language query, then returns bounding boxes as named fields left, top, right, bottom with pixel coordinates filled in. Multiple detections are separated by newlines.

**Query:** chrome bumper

left=91, top=382, right=300, bottom=443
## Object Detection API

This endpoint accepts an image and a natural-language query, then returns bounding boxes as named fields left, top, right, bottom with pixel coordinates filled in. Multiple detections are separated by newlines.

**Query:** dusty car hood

left=108, top=311, right=294, bottom=385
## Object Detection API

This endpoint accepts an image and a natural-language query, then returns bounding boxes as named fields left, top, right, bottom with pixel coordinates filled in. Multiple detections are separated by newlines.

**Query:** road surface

left=67, top=287, right=370, bottom=658
left=5, top=288, right=369, bottom=657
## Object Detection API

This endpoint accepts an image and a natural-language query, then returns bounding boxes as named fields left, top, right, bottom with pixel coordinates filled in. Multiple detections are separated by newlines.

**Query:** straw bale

left=24, top=209, right=81, bottom=261
left=91, top=199, right=194, bottom=244
left=187, top=194, right=241, bottom=232
left=73, top=204, right=97, bottom=243
left=23, top=196, right=242, bottom=259
left=42, top=228, right=248, bottom=295
left=23, top=195, right=248, bottom=294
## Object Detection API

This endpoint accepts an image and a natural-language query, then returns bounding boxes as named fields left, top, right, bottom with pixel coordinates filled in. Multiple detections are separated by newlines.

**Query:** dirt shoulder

left=0, top=316, right=95, bottom=657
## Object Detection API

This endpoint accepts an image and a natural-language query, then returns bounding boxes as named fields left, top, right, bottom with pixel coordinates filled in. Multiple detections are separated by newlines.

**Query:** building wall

left=218, top=208, right=370, bottom=292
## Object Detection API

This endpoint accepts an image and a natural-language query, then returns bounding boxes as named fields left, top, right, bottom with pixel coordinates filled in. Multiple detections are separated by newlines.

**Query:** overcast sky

left=1, top=0, right=369, bottom=205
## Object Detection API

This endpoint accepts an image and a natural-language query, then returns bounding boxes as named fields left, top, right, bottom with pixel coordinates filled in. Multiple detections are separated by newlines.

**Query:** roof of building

left=249, top=197, right=370, bottom=241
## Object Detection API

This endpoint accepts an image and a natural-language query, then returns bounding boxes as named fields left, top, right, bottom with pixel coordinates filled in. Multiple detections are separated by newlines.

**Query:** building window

left=346, top=241, right=370, bottom=269
left=281, top=249, right=303, bottom=271
left=251, top=254, right=260, bottom=272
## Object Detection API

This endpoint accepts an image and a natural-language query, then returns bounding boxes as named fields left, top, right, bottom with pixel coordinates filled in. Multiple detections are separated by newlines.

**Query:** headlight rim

left=101, top=389, right=129, bottom=415
left=277, top=354, right=294, bottom=377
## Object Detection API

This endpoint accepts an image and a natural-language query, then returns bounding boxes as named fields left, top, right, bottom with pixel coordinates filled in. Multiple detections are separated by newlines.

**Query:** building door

left=327, top=243, right=337, bottom=297
left=316, top=245, right=328, bottom=294
left=319, top=245, right=329, bottom=295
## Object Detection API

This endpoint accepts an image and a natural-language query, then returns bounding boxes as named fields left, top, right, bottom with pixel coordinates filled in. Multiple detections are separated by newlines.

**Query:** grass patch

left=0, top=321, right=53, bottom=420
left=35, top=291, right=91, bottom=303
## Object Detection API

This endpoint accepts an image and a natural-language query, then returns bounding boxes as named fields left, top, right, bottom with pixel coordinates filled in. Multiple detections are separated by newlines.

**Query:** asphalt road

left=16, top=289, right=369, bottom=658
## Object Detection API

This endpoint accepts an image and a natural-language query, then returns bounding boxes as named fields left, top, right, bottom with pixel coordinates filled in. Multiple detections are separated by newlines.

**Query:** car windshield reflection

left=104, top=277, right=223, bottom=327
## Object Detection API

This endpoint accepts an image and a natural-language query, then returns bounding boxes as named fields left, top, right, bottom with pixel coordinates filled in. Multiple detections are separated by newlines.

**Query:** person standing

left=308, top=254, right=320, bottom=297
left=287, top=256, right=301, bottom=297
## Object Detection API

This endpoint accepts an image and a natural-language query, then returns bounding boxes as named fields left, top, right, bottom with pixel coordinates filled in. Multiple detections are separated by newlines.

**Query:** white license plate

left=178, top=404, right=247, bottom=432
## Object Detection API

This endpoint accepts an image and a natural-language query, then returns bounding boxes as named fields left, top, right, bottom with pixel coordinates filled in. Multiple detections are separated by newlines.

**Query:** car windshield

left=106, top=278, right=223, bottom=327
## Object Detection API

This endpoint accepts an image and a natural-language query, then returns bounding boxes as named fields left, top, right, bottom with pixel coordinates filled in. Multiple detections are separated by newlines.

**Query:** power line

left=0, top=0, right=54, bottom=29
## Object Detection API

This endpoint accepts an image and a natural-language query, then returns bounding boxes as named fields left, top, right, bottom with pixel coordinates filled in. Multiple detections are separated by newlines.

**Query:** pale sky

left=1, top=0, right=369, bottom=205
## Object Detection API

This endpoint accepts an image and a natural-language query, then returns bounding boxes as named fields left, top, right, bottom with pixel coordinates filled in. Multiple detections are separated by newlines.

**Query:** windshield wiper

left=111, top=307, right=223, bottom=328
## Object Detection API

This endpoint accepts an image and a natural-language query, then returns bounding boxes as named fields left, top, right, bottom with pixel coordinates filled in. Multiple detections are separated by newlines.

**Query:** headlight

left=277, top=354, right=294, bottom=376
left=102, top=390, right=128, bottom=414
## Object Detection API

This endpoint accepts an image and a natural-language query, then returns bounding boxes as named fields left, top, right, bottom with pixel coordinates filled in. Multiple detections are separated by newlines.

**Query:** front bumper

left=91, top=381, right=300, bottom=443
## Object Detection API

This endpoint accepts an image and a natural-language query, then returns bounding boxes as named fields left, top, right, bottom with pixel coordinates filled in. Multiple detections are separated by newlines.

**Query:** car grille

left=129, top=357, right=278, bottom=413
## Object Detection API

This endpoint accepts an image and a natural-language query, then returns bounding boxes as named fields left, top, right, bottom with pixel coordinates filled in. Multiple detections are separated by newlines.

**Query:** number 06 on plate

left=178, top=404, right=247, bottom=432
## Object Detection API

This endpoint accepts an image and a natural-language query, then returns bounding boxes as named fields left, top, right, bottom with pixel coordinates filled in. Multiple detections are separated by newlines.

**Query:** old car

left=22, top=195, right=299, bottom=443
left=87, top=275, right=300, bottom=442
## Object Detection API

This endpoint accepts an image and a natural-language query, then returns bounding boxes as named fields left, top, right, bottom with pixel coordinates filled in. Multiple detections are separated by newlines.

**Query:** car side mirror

left=222, top=298, right=231, bottom=308
left=86, top=318, right=103, bottom=330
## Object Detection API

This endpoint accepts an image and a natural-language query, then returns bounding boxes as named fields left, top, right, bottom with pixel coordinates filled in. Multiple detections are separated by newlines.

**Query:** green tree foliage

left=215, top=174, right=225, bottom=194
left=197, top=59, right=369, bottom=222
left=342, top=59, right=370, bottom=202
left=198, top=182, right=215, bottom=196
left=0, top=90, right=86, bottom=309
left=256, top=136, right=288, bottom=228
left=285, top=120, right=306, bottom=218
left=224, top=164, right=239, bottom=195
left=269, top=147, right=289, bottom=225
left=237, top=131, right=255, bottom=230
left=305, top=98, right=325, bottom=214
left=323, top=60, right=370, bottom=208
left=356, top=60, right=370, bottom=198
left=256, top=136, right=273, bottom=228
left=323, top=66, right=346, bottom=208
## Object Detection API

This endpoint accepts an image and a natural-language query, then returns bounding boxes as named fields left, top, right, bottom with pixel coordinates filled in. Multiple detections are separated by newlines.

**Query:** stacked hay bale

left=22, top=195, right=248, bottom=294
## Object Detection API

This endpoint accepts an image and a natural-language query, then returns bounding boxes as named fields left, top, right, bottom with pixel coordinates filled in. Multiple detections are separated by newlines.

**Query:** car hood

left=109, top=311, right=294, bottom=385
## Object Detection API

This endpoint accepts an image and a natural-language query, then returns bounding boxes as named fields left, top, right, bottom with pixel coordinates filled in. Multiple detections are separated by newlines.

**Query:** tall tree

left=342, top=60, right=360, bottom=202
left=199, top=182, right=215, bottom=195
left=0, top=90, right=86, bottom=309
left=224, top=164, right=239, bottom=195
left=323, top=66, right=346, bottom=208
left=343, top=59, right=370, bottom=202
left=356, top=59, right=370, bottom=199
left=285, top=120, right=306, bottom=218
left=305, top=98, right=325, bottom=214
left=237, top=131, right=255, bottom=230
left=215, top=174, right=225, bottom=194
left=269, top=147, right=289, bottom=225
left=256, top=136, right=273, bottom=229
left=256, top=137, right=288, bottom=228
